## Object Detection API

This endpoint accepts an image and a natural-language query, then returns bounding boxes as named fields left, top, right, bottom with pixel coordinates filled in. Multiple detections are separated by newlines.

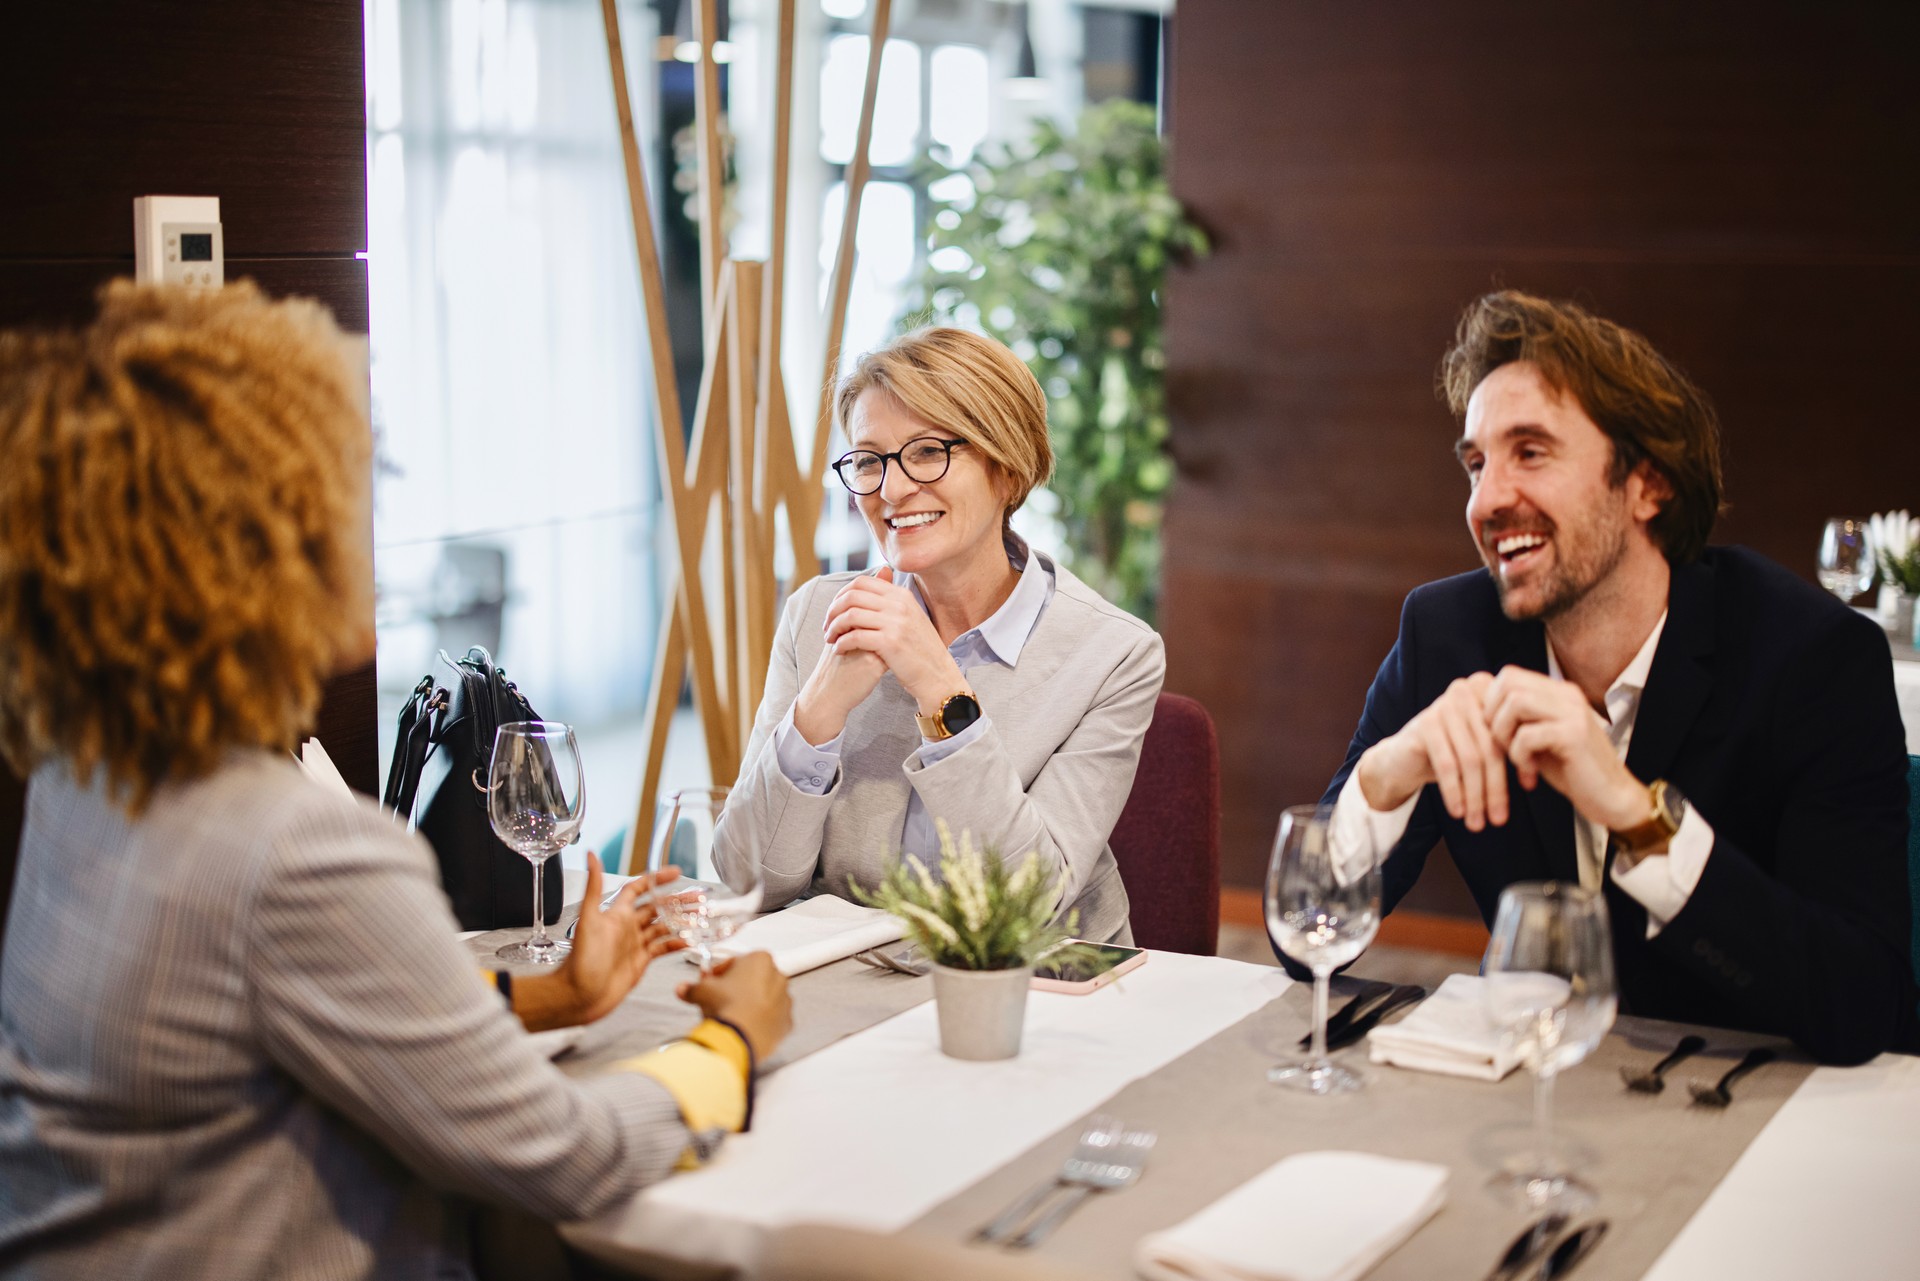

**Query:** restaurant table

left=474, top=906, right=1920, bottom=1281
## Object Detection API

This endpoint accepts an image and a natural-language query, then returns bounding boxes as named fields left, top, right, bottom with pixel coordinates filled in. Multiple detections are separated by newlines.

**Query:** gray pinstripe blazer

left=713, top=550, right=1164, bottom=945
left=0, top=752, right=687, bottom=1280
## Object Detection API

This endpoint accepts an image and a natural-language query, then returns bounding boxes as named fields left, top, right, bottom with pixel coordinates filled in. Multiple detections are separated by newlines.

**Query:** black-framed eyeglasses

left=831, top=436, right=969, bottom=495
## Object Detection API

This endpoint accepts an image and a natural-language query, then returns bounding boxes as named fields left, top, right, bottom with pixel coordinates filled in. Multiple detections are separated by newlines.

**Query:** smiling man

left=1299, top=290, right=1917, bottom=1064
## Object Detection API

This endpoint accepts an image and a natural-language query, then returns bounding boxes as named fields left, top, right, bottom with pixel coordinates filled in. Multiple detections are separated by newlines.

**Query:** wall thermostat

left=133, top=195, right=224, bottom=289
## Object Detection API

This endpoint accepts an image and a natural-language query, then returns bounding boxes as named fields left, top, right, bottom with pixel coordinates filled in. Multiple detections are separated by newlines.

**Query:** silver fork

left=973, top=1115, right=1120, bottom=1244
left=852, top=944, right=930, bottom=976
left=1005, top=1126, right=1156, bottom=1249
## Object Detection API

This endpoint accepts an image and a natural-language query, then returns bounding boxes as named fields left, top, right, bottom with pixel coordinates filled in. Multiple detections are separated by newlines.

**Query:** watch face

left=941, top=693, right=982, bottom=735
left=1657, top=782, right=1688, bottom=829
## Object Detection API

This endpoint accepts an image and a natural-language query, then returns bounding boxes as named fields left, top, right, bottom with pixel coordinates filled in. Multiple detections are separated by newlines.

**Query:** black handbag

left=381, top=646, right=564, bottom=930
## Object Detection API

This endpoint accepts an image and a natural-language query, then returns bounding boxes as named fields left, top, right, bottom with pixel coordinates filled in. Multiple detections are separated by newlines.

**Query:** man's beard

left=1487, top=505, right=1632, bottom=624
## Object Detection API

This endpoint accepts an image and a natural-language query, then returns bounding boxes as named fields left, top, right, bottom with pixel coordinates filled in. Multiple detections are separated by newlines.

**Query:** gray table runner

left=476, top=925, right=1812, bottom=1280
left=907, top=985, right=1811, bottom=1281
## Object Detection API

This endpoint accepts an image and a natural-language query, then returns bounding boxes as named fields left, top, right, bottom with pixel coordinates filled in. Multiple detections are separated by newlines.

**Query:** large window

left=366, top=0, right=672, bottom=848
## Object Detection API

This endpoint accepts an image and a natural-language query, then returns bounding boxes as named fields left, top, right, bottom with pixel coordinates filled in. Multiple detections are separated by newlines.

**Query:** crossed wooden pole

left=599, top=0, right=894, bottom=869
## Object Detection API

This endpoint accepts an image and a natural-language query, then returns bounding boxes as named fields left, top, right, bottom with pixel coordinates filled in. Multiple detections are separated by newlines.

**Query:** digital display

left=1034, top=943, right=1143, bottom=983
left=180, top=233, right=214, bottom=262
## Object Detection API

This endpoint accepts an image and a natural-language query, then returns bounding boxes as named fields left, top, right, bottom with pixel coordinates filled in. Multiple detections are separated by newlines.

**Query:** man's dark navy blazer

left=1303, top=546, right=1917, bottom=1065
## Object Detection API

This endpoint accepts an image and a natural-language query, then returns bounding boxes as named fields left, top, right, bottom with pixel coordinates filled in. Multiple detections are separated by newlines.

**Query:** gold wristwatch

left=1609, top=779, right=1687, bottom=860
left=914, top=691, right=982, bottom=741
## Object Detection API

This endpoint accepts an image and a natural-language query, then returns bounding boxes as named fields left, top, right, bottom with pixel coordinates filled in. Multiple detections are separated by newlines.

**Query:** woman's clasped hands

left=793, top=566, right=968, bottom=745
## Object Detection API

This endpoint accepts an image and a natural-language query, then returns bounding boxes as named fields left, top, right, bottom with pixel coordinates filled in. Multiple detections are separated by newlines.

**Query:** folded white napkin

left=713, top=895, right=905, bottom=976
left=1367, top=973, right=1522, bottom=1081
left=1136, top=1151, right=1447, bottom=1281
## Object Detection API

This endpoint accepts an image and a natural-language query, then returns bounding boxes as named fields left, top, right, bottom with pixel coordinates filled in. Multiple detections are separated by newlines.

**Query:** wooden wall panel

left=1163, top=2, right=1920, bottom=901
left=0, top=0, right=372, bottom=952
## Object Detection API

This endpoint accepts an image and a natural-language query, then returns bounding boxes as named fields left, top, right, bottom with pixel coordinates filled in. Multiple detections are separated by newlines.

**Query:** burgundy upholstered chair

left=1108, top=692, right=1220, bottom=955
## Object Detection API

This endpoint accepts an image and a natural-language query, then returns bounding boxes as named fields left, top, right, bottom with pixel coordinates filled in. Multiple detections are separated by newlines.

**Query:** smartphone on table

left=1030, top=942, right=1148, bottom=994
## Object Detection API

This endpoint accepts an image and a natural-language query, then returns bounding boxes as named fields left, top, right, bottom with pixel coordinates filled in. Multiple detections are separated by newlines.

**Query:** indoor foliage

left=852, top=822, right=1099, bottom=973
left=913, top=100, right=1208, bottom=622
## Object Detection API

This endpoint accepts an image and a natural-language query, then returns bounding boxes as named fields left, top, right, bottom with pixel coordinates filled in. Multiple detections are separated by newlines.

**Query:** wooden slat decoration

left=601, top=0, right=888, bottom=870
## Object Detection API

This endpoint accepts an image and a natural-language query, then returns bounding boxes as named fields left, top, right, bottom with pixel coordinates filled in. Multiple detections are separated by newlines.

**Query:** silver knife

left=1535, top=1221, right=1609, bottom=1281
left=1484, top=1212, right=1569, bottom=1281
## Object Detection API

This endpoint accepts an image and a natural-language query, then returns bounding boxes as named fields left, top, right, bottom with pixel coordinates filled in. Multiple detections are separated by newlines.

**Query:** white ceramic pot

left=930, top=963, right=1032, bottom=1060
left=1876, top=585, right=1915, bottom=641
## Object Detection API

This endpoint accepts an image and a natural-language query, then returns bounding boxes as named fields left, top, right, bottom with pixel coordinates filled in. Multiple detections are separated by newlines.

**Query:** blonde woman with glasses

left=713, top=328, right=1164, bottom=943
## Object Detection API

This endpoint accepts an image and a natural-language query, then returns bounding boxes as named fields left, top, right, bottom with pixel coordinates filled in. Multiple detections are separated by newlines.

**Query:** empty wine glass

left=1266, top=804, right=1382, bottom=1094
left=1483, top=881, right=1618, bottom=1212
left=1817, top=517, right=1872, bottom=602
left=489, top=721, right=585, bottom=965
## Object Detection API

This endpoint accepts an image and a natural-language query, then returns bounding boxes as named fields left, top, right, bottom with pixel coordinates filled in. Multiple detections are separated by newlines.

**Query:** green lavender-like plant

left=1882, top=544, right=1920, bottom=595
left=852, top=822, right=1103, bottom=972
left=911, top=100, right=1208, bottom=623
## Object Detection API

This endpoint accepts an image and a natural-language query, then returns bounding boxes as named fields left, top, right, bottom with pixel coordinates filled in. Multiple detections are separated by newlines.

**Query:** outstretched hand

left=515, top=854, right=682, bottom=1032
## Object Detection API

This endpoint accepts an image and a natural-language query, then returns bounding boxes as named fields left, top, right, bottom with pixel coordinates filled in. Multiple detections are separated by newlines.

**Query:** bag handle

left=382, top=678, right=447, bottom=819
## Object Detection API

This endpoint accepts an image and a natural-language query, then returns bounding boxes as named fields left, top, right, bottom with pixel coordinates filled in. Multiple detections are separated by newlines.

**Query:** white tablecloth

left=575, top=951, right=1291, bottom=1272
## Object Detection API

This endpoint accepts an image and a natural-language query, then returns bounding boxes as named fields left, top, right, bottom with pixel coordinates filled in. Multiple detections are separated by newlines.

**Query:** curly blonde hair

left=0, top=281, right=372, bottom=810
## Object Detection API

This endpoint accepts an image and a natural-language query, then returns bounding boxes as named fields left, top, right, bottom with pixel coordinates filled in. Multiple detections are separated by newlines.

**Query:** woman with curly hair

left=0, top=282, right=790, bottom=1278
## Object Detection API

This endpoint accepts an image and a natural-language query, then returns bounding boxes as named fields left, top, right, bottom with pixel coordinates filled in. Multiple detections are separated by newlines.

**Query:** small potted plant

left=1873, top=509, right=1920, bottom=642
left=855, top=822, right=1100, bottom=1060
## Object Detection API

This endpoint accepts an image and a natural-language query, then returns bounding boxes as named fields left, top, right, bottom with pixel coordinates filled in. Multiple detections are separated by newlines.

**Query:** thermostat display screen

left=180, top=233, right=214, bottom=262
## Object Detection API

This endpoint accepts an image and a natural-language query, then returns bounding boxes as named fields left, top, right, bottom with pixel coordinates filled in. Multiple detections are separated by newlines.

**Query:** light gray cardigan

left=713, top=550, right=1165, bottom=944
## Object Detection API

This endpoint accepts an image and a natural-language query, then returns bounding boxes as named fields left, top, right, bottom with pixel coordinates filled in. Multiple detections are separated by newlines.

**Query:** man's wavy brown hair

left=0, top=281, right=372, bottom=811
left=1440, top=290, right=1725, bottom=563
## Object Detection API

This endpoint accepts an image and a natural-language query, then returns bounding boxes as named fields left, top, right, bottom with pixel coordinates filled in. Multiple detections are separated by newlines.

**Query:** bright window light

left=819, top=36, right=920, bottom=167
left=929, top=44, right=989, bottom=166
left=821, top=0, right=867, bottom=17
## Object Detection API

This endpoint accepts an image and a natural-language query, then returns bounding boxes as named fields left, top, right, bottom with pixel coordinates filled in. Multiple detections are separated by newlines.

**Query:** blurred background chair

left=1110, top=692, right=1220, bottom=955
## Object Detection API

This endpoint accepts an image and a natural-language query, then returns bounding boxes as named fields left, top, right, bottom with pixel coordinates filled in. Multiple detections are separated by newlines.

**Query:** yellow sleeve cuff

left=615, top=1020, right=752, bottom=1168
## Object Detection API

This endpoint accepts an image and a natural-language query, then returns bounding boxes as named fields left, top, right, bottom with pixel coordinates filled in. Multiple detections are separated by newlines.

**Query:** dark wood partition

left=0, top=1, right=374, bottom=943
left=1163, top=2, right=1920, bottom=909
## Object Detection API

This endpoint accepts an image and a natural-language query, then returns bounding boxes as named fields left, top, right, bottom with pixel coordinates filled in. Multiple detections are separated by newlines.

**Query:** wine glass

left=1483, top=881, right=1618, bottom=1212
left=1817, top=517, right=1872, bottom=602
left=489, top=721, right=585, bottom=965
left=645, top=787, right=762, bottom=972
left=1265, top=803, right=1382, bottom=1094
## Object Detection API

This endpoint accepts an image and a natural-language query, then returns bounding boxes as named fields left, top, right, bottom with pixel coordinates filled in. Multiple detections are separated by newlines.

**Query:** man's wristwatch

left=914, top=691, right=982, bottom=741
left=1609, top=779, right=1688, bottom=862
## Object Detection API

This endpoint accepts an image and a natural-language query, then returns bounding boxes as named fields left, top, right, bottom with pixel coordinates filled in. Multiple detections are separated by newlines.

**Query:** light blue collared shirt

left=772, top=539, right=1055, bottom=863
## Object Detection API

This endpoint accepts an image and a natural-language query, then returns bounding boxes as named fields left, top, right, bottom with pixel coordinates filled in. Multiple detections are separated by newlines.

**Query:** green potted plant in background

left=911, top=100, right=1208, bottom=623
left=855, top=823, right=1099, bottom=1060
left=1871, top=509, right=1920, bottom=644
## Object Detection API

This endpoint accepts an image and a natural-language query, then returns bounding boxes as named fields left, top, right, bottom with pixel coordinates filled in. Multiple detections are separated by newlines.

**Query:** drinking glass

left=647, top=787, right=731, bottom=882
left=1483, top=881, right=1618, bottom=1212
left=489, top=721, right=585, bottom=965
left=646, top=787, right=762, bottom=972
left=1266, top=803, right=1382, bottom=1094
left=1817, top=517, right=1872, bottom=602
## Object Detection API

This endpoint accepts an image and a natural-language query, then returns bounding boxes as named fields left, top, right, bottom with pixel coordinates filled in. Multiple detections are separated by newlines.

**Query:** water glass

left=1483, top=881, right=1618, bottom=1211
left=645, top=787, right=761, bottom=971
left=489, top=721, right=585, bottom=965
left=1266, top=803, right=1382, bottom=1094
